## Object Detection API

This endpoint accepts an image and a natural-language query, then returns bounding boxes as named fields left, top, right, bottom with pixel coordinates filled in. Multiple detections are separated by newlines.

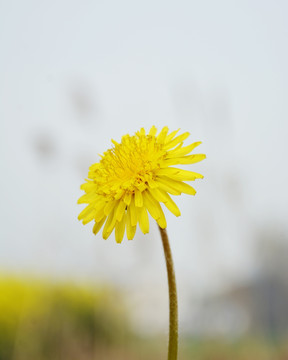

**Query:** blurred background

left=1, top=0, right=288, bottom=359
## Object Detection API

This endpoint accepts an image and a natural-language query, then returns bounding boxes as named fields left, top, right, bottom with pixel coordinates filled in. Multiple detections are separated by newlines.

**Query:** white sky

left=1, top=0, right=288, bottom=331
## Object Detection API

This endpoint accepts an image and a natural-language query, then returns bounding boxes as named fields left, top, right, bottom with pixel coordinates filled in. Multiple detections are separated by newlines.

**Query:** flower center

left=91, top=134, right=166, bottom=198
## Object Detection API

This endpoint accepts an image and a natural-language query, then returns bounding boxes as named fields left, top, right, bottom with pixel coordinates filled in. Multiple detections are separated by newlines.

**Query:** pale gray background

left=1, top=0, right=287, bottom=334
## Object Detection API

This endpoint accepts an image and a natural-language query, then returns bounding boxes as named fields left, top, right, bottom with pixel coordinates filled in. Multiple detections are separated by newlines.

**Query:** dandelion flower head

left=78, top=126, right=206, bottom=243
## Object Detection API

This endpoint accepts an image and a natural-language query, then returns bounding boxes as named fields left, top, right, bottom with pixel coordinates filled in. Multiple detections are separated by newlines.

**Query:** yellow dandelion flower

left=78, top=126, right=205, bottom=243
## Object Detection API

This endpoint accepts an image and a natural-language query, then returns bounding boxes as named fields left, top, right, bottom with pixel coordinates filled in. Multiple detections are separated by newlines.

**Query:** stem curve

left=159, top=226, right=178, bottom=360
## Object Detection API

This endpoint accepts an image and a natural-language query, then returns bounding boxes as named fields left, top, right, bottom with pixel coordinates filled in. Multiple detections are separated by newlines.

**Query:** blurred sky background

left=1, top=0, right=288, bottom=335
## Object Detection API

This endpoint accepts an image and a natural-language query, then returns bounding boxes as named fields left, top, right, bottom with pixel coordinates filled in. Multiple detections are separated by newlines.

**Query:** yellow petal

left=94, top=205, right=107, bottom=222
left=115, top=200, right=126, bottom=221
left=77, top=192, right=98, bottom=204
left=93, top=217, right=106, bottom=235
left=156, top=167, right=204, bottom=181
left=129, top=196, right=138, bottom=227
left=163, top=154, right=206, bottom=166
left=149, top=125, right=157, bottom=136
left=162, top=193, right=181, bottom=217
left=126, top=208, right=137, bottom=240
left=148, top=187, right=179, bottom=218
left=166, top=142, right=202, bottom=158
left=142, top=191, right=165, bottom=222
left=80, top=181, right=96, bottom=192
left=160, top=176, right=197, bottom=195
left=104, top=200, right=116, bottom=216
left=157, top=126, right=169, bottom=144
left=154, top=177, right=181, bottom=195
left=115, top=212, right=126, bottom=243
left=82, top=209, right=96, bottom=225
left=164, top=129, right=180, bottom=143
left=102, top=209, right=117, bottom=239
left=163, top=132, right=190, bottom=150
left=149, top=187, right=171, bottom=203
left=124, top=192, right=132, bottom=205
left=111, top=139, right=119, bottom=146
left=135, top=190, right=143, bottom=207
left=147, top=178, right=158, bottom=188
left=78, top=204, right=94, bottom=221
left=136, top=128, right=146, bottom=137
left=114, top=189, right=125, bottom=200
left=138, top=207, right=149, bottom=234
left=156, top=215, right=167, bottom=229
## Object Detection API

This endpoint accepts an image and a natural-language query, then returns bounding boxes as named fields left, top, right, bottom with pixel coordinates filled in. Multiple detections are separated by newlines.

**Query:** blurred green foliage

left=0, top=275, right=130, bottom=360
left=1, top=275, right=288, bottom=359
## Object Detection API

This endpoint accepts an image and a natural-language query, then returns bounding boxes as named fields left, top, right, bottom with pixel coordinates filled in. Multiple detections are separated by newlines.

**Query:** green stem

left=158, top=226, right=178, bottom=360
